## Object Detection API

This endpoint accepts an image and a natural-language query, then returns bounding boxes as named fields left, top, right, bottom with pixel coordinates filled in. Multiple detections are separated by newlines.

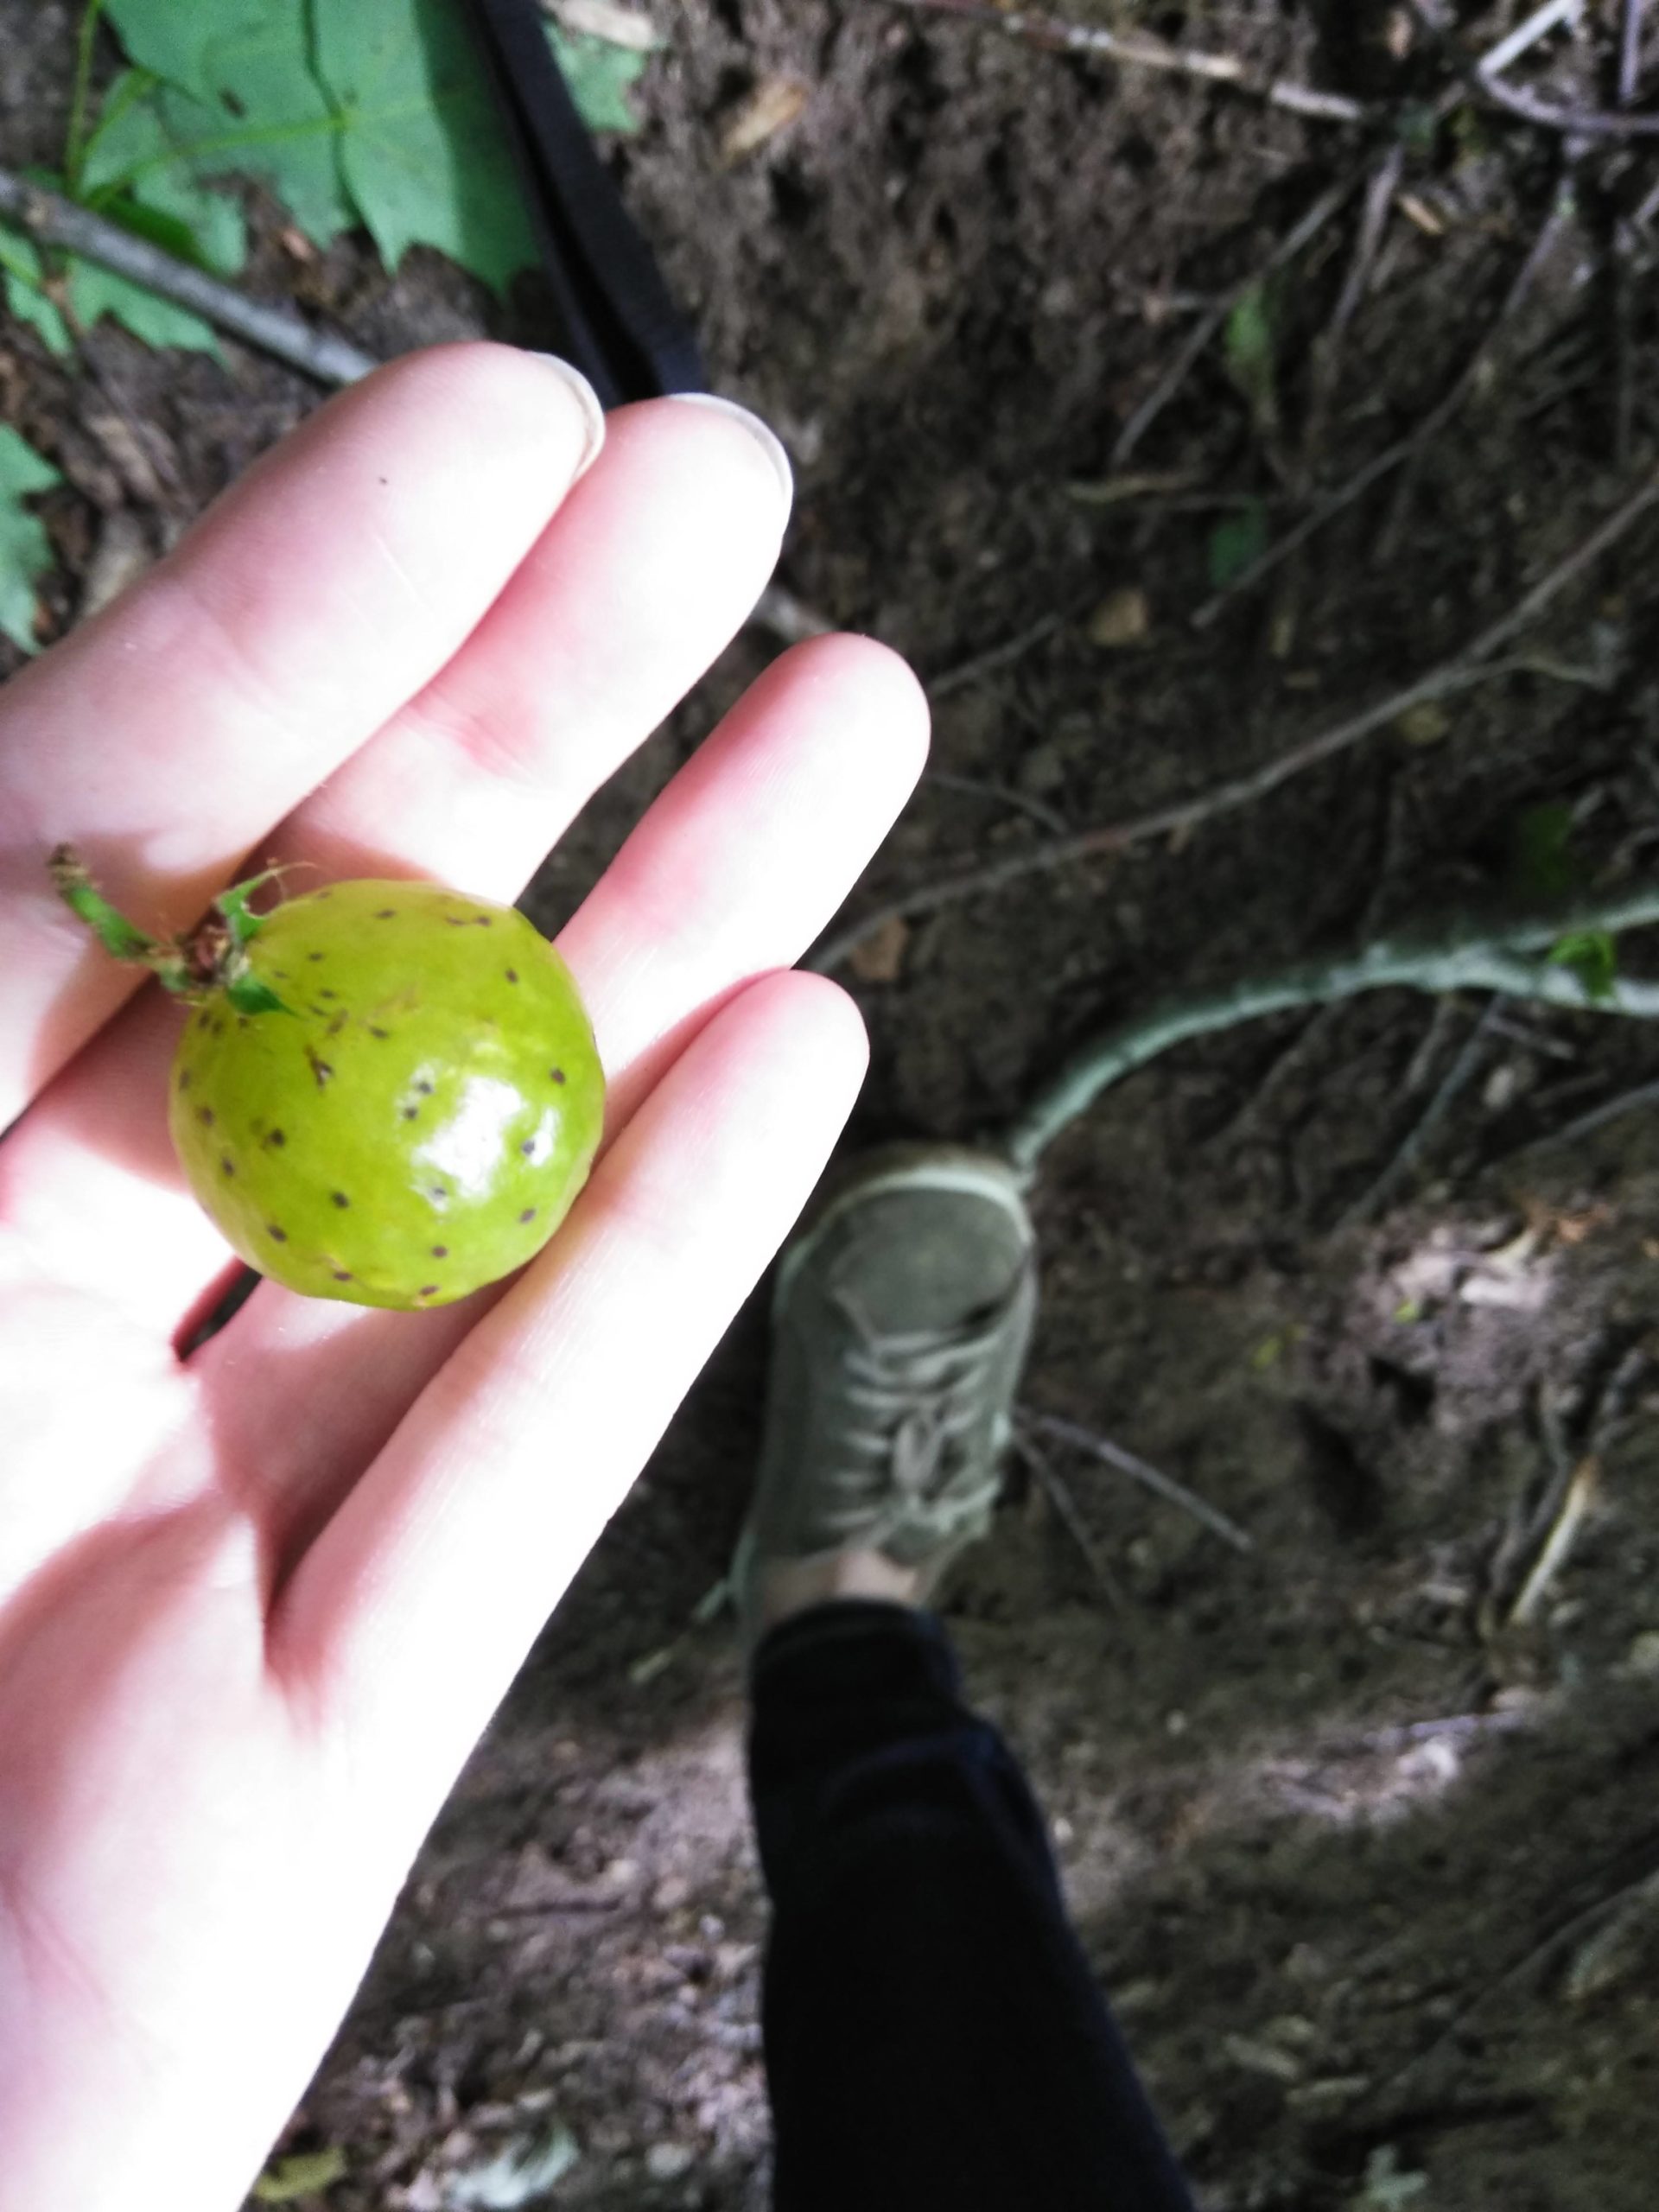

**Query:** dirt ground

left=5, top=3, right=1659, bottom=2207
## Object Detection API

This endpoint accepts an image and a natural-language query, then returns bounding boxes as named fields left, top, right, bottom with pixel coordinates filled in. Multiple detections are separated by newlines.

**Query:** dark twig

left=1111, top=171, right=1363, bottom=468
left=1021, top=1410, right=1254, bottom=1554
left=929, top=770, right=1070, bottom=836
left=1301, top=145, right=1405, bottom=481
left=1478, top=67, right=1659, bottom=137
left=1621, top=0, right=1649, bottom=108
left=1011, top=1431, right=1126, bottom=1607
left=1338, top=995, right=1510, bottom=1228
left=1510, top=1072, right=1659, bottom=1156
left=812, top=467, right=1659, bottom=976
left=1197, top=178, right=1578, bottom=623
left=0, top=167, right=377, bottom=386
left=999, top=887, right=1659, bottom=1174
left=927, top=611, right=1067, bottom=701
left=885, top=0, right=1370, bottom=124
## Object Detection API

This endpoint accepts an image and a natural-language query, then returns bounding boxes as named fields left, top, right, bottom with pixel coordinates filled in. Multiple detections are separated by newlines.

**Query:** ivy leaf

left=1548, top=928, right=1619, bottom=1004
left=1207, top=499, right=1270, bottom=591
left=546, top=24, right=648, bottom=135
left=0, top=226, right=73, bottom=355
left=103, top=0, right=354, bottom=248
left=0, top=426, right=63, bottom=654
left=313, top=0, right=537, bottom=292
left=79, top=69, right=247, bottom=275
left=67, top=258, right=222, bottom=356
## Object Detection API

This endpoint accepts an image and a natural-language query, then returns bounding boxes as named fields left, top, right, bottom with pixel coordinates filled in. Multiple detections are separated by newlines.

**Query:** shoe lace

left=818, top=1288, right=1014, bottom=1548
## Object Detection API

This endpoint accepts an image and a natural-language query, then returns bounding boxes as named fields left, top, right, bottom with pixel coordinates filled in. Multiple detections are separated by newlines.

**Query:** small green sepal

left=225, top=971, right=295, bottom=1017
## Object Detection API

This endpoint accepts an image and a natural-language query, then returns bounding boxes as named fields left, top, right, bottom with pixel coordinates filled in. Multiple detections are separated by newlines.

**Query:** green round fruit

left=165, top=879, right=603, bottom=1308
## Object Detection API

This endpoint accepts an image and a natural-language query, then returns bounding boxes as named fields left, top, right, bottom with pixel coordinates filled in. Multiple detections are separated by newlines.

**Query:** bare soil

left=5, top=3, right=1659, bottom=2208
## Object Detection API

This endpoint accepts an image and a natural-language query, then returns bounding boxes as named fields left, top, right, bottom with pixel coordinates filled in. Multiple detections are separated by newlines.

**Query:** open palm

left=0, top=348, right=925, bottom=2212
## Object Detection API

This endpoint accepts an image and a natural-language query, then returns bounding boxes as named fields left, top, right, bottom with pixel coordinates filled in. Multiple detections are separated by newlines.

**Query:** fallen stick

left=1020, top=1410, right=1254, bottom=1554
left=0, top=167, right=378, bottom=387
left=886, top=0, right=1369, bottom=124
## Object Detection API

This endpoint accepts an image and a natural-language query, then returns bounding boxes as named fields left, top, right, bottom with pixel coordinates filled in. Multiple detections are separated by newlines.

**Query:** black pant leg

left=748, top=1600, right=1195, bottom=2212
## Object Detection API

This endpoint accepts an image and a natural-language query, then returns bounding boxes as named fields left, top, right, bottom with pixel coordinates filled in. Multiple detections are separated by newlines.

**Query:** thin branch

left=1020, top=1410, right=1254, bottom=1554
left=927, top=610, right=1067, bottom=702
left=1110, top=172, right=1362, bottom=468
left=1196, top=178, right=1578, bottom=625
left=1478, top=66, right=1659, bottom=135
left=1507, top=1454, right=1599, bottom=1624
left=1338, top=995, right=1510, bottom=1228
left=1011, top=1432, right=1126, bottom=1606
left=1301, top=144, right=1405, bottom=480
left=813, top=467, right=1659, bottom=976
left=0, top=168, right=378, bottom=387
left=1476, top=0, right=1583, bottom=81
left=1510, top=1072, right=1659, bottom=1155
left=1621, top=0, right=1649, bottom=107
left=885, top=0, right=1370, bottom=124
left=998, top=886, right=1659, bottom=1174
left=929, top=769, right=1070, bottom=835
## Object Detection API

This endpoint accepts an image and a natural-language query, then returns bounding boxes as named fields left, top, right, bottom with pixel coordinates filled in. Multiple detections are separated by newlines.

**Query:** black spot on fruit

left=418, top=1284, right=439, bottom=1296
left=319, top=988, right=338, bottom=1001
left=519, top=1139, right=535, bottom=1157
left=332, top=1191, right=350, bottom=1208
left=327, top=1011, right=348, bottom=1036
left=402, top=1105, right=418, bottom=1121
left=197, top=1105, right=214, bottom=1127
left=505, top=968, right=519, bottom=983
left=368, top=1026, right=390, bottom=1039
left=474, top=915, right=493, bottom=926
left=550, top=1067, right=565, bottom=1084
left=519, top=1207, right=537, bottom=1224
left=427, top=1184, right=448, bottom=1206
left=333, top=1269, right=353, bottom=1282
left=179, top=1069, right=192, bottom=1090
left=416, top=1079, right=434, bottom=1096
left=220, top=1154, right=235, bottom=1177
left=268, top=1224, right=288, bottom=1242
left=307, top=950, right=325, bottom=963
left=265, top=1128, right=286, bottom=1147
left=375, top=908, right=397, bottom=919
left=305, top=1047, right=334, bottom=1087
left=431, top=1243, right=448, bottom=1257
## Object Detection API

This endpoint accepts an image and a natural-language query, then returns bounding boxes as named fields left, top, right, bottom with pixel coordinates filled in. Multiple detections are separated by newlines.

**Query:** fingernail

left=529, top=353, right=607, bottom=479
left=666, top=391, right=794, bottom=513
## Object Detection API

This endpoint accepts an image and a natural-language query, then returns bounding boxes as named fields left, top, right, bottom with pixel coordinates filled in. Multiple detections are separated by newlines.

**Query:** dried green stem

left=48, top=843, right=291, bottom=1011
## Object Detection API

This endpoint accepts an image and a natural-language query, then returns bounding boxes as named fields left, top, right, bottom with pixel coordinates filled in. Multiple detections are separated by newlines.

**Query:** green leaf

left=547, top=23, right=648, bottom=136
left=79, top=69, right=247, bottom=275
left=0, top=226, right=73, bottom=354
left=103, top=0, right=354, bottom=248
left=67, top=257, right=222, bottom=356
left=251, top=2145, right=348, bottom=2202
left=1548, top=928, right=1619, bottom=1004
left=1510, top=800, right=1580, bottom=899
left=313, top=0, right=537, bottom=292
left=0, top=425, right=63, bottom=654
left=1223, top=282, right=1278, bottom=436
left=1207, top=499, right=1270, bottom=591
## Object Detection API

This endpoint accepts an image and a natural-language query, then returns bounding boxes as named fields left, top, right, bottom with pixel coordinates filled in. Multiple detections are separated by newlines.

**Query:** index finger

left=0, top=344, right=602, bottom=1128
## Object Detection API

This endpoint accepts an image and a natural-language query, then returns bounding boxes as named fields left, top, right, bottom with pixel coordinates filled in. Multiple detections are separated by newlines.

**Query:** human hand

left=0, top=347, right=925, bottom=2211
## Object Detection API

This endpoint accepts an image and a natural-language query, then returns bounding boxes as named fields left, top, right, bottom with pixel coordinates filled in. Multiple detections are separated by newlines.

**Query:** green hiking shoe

left=734, top=1142, right=1038, bottom=1649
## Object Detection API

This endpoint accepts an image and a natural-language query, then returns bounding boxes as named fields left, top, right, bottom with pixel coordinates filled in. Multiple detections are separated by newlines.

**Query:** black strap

left=457, top=0, right=706, bottom=406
